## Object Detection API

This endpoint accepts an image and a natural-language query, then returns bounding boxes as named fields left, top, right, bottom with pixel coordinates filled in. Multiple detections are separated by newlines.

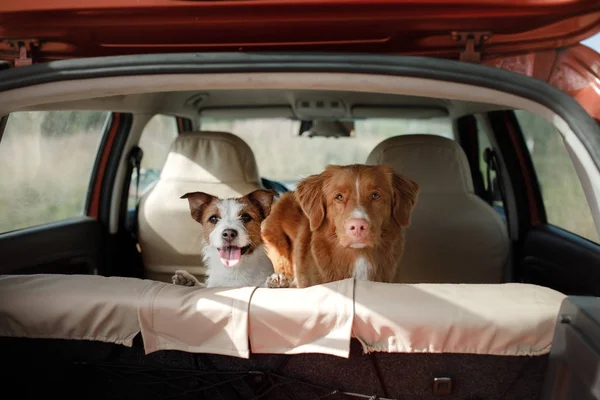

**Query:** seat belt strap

left=483, top=147, right=507, bottom=207
left=128, top=146, right=143, bottom=246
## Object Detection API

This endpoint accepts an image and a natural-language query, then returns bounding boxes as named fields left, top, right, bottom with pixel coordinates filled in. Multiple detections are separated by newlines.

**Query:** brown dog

left=262, top=164, right=419, bottom=288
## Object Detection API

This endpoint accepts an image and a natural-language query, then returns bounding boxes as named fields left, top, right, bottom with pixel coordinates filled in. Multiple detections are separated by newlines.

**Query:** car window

left=515, top=110, right=599, bottom=243
left=127, top=114, right=178, bottom=210
left=0, top=111, right=110, bottom=233
left=199, top=117, right=454, bottom=189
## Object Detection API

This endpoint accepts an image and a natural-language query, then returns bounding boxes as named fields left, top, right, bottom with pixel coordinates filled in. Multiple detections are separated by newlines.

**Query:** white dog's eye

left=240, top=213, right=252, bottom=223
left=208, top=215, right=219, bottom=224
left=372, top=192, right=381, bottom=200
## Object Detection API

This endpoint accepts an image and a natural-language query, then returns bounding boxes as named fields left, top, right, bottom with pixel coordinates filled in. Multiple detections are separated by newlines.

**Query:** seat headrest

left=366, top=135, right=473, bottom=194
left=160, top=131, right=261, bottom=185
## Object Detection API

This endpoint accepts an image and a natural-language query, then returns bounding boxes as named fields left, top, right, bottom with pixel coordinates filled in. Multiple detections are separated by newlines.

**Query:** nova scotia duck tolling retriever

left=262, top=164, right=419, bottom=288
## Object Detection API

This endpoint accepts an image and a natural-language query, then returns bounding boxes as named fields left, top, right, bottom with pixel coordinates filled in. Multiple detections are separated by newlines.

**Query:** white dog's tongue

left=219, top=247, right=241, bottom=267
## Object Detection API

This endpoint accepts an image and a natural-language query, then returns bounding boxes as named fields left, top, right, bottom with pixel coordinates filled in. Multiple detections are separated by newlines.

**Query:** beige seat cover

left=366, top=134, right=509, bottom=283
left=138, top=131, right=264, bottom=283
left=0, top=274, right=565, bottom=359
left=0, top=274, right=150, bottom=347
left=353, top=281, right=563, bottom=356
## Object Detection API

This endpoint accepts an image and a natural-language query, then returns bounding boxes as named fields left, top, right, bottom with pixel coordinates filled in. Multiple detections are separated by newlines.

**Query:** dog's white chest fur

left=353, top=256, right=370, bottom=281
left=203, top=245, right=274, bottom=288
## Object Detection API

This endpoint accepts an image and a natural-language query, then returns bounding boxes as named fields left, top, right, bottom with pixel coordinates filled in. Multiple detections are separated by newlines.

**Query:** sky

left=581, top=33, right=600, bottom=52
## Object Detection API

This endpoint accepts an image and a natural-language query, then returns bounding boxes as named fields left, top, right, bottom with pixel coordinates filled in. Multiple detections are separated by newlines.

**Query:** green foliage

left=0, top=111, right=108, bottom=232
left=40, top=111, right=108, bottom=137
left=200, top=117, right=453, bottom=182
left=514, top=110, right=598, bottom=242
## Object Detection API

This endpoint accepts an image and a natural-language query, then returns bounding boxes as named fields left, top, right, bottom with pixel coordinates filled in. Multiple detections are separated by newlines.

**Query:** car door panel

left=486, top=109, right=600, bottom=296
left=521, top=226, right=600, bottom=297
left=0, top=217, right=104, bottom=275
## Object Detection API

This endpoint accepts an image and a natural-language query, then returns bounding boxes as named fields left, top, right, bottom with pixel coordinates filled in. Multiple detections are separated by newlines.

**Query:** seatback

left=0, top=273, right=565, bottom=399
left=366, top=134, right=509, bottom=283
left=137, top=131, right=264, bottom=282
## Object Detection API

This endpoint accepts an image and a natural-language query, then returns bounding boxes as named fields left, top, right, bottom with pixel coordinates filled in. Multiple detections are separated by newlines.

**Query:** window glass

left=127, top=115, right=178, bottom=210
left=515, top=110, right=598, bottom=243
left=0, top=111, right=110, bottom=233
left=199, top=117, right=454, bottom=189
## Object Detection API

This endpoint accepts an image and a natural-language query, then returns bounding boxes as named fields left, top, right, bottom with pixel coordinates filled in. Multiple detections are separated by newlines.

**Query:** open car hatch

left=0, top=0, right=599, bottom=65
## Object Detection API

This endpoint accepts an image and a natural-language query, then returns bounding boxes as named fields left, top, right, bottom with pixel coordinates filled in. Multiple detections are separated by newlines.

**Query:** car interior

left=1, top=61, right=600, bottom=399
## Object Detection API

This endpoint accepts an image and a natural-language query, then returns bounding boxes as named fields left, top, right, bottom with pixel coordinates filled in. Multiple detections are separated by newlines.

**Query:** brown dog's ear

left=390, top=170, right=420, bottom=227
left=245, top=189, right=277, bottom=219
left=180, top=192, right=216, bottom=222
left=294, top=173, right=326, bottom=231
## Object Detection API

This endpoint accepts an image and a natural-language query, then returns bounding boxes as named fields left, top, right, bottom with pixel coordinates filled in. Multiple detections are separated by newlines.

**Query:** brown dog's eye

left=372, top=192, right=381, bottom=200
left=240, top=213, right=252, bottom=223
left=335, top=194, right=344, bottom=201
left=208, top=215, right=219, bottom=224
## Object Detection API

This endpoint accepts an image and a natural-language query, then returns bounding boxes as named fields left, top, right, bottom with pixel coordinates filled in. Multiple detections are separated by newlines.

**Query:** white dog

left=172, top=189, right=276, bottom=288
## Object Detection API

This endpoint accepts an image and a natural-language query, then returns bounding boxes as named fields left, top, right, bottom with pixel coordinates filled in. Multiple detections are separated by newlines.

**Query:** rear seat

left=366, top=134, right=509, bottom=283
left=137, top=131, right=265, bottom=283
left=0, top=274, right=565, bottom=399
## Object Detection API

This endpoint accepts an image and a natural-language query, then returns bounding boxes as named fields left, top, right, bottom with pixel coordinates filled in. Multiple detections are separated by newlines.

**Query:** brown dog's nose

left=221, top=229, right=238, bottom=241
left=345, top=218, right=369, bottom=238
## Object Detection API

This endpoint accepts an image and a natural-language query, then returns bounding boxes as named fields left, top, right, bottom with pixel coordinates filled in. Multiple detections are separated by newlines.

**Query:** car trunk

left=0, top=52, right=599, bottom=399
left=1, top=2, right=600, bottom=399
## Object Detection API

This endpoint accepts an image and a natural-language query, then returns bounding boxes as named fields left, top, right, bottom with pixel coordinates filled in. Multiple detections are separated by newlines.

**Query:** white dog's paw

left=172, top=270, right=203, bottom=287
left=266, top=273, right=291, bottom=288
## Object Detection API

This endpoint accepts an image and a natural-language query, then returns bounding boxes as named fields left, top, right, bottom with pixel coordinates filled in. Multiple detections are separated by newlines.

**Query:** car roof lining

left=16, top=88, right=505, bottom=120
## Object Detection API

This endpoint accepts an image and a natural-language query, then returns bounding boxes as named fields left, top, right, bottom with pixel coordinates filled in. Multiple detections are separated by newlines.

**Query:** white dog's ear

left=181, top=192, right=216, bottom=222
left=245, top=189, right=277, bottom=219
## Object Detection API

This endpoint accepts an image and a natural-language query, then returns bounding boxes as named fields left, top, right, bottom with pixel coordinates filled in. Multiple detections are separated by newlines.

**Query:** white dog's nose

left=221, top=229, right=238, bottom=241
